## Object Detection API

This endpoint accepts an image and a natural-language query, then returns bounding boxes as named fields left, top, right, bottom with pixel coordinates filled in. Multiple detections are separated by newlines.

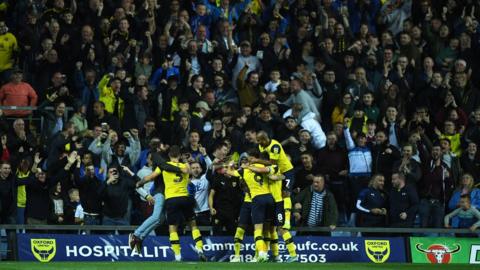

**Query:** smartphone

left=101, top=123, right=108, bottom=131
left=256, top=50, right=264, bottom=60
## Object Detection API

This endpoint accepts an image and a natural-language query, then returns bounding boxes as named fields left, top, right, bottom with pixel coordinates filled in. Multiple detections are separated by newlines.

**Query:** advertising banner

left=410, top=237, right=480, bottom=264
left=17, top=234, right=406, bottom=263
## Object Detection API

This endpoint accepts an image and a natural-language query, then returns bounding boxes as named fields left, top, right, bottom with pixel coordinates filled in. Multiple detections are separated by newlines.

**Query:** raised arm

left=344, top=126, right=356, bottom=150
left=127, top=130, right=141, bottom=165
left=245, top=165, right=271, bottom=174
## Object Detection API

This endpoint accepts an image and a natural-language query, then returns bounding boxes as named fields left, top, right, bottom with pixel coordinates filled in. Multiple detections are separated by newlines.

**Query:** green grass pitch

left=0, top=262, right=478, bottom=270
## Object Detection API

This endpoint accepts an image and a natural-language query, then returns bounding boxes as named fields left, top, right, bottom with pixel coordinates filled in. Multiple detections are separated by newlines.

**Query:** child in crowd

left=444, top=194, right=480, bottom=232
left=264, top=69, right=281, bottom=93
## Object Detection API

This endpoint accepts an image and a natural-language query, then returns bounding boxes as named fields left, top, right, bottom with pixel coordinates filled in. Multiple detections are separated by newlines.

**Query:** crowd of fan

left=0, top=0, right=480, bottom=234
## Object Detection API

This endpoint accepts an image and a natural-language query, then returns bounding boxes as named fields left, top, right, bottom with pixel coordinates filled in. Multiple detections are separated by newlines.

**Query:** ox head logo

left=365, top=240, right=391, bottom=263
left=31, top=239, right=56, bottom=262
left=415, top=243, right=461, bottom=264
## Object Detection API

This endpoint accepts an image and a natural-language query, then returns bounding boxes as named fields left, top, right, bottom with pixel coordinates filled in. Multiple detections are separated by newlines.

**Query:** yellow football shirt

left=259, top=139, right=293, bottom=173
left=154, top=162, right=189, bottom=199
left=233, top=163, right=270, bottom=199
left=267, top=166, right=283, bottom=203
left=0, top=32, right=18, bottom=72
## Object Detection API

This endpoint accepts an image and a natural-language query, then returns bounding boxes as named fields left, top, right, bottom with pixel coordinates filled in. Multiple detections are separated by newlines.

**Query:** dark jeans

left=418, top=199, right=444, bottom=228
left=84, top=214, right=101, bottom=225
left=329, top=178, right=348, bottom=226
left=195, top=211, right=211, bottom=226
left=102, top=216, right=129, bottom=225
left=348, top=176, right=370, bottom=213
left=212, top=211, right=237, bottom=236
left=16, top=207, right=25, bottom=224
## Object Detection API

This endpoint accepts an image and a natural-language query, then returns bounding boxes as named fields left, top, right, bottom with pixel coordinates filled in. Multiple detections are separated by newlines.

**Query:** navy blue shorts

left=251, top=194, right=275, bottom=225
left=165, top=196, right=196, bottom=225
left=238, top=202, right=252, bottom=226
left=273, top=201, right=285, bottom=226
left=283, top=170, right=295, bottom=192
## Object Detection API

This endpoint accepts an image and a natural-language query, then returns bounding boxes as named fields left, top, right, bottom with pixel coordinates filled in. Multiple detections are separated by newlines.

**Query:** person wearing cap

left=0, top=69, right=38, bottom=117
left=191, top=100, right=211, bottom=132
left=231, top=40, right=261, bottom=90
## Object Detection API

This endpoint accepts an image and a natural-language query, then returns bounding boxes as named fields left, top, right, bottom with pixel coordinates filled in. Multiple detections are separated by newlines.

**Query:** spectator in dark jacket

left=99, top=166, right=137, bottom=225
left=21, top=170, right=51, bottom=225
left=356, top=174, right=388, bottom=228
left=293, top=175, right=338, bottom=231
left=293, top=152, right=321, bottom=194
left=389, top=172, right=419, bottom=227
left=392, top=143, right=423, bottom=185
left=7, top=119, right=35, bottom=165
left=418, top=143, right=455, bottom=228
left=317, top=132, right=349, bottom=224
left=450, top=72, right=480, bottom=115
left=0, top=161, right=15, bottom=224
left=120, top=85, right=150, bottom=131
left=460, top=142, right=480, bottom=184
left=73, top=161, right=103, bottom=225
left=371, top=129, right=401, bottom=188
left=38, top=100, right=67, bottom=144
left=48, top=181, right=66, bottom=225
left=464, top=108, right=480, bottom=146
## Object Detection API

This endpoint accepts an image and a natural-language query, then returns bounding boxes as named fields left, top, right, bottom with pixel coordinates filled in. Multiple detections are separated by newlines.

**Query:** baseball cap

left=195, top=101, right=211, bottom=111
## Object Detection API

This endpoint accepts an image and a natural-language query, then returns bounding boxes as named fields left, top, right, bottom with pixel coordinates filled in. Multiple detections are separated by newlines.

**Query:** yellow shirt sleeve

left=232, top=170, right=241, bottom=178
left=268, top=165, right=279, bottom=175
left=154, top=167, right=161, bottom=174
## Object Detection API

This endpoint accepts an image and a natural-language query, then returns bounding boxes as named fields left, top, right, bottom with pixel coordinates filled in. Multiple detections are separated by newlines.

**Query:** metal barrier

left=0, top=224, right=476, bottom=234
left=0, top=105, right=74, bottom=132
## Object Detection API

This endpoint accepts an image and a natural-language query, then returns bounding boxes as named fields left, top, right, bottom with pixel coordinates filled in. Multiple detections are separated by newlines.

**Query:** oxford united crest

left=31, top=239, right=56, bottom=262
left=365, top=240, right=390, bottom=263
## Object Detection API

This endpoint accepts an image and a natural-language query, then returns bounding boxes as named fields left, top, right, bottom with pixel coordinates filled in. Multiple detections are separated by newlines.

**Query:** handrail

left=0, top=224, right=476, bottom=234
left=0, top=106, right=74, bottom=111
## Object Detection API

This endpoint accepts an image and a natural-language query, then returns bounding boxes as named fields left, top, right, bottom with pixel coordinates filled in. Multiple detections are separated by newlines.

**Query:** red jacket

left=0, top=82, right=38, bottom=116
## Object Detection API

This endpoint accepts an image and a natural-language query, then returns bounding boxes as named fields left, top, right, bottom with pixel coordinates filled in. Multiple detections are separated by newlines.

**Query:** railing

left=0, top=105, right=74, bottom=131
left=0, top=224, right=476, bottom=234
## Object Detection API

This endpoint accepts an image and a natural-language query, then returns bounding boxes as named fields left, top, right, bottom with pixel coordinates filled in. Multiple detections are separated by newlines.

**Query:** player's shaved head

left=257, top=131, right=270, bottom=147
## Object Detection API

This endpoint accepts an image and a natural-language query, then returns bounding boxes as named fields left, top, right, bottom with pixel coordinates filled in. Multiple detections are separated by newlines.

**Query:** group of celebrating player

left=128, top=131, right=298, bottom=262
